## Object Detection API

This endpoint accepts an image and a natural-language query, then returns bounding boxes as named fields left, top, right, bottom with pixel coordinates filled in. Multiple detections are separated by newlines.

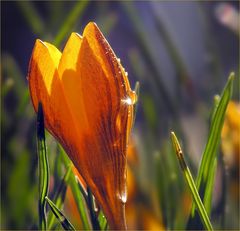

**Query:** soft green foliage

left=191, top=73, right=234, bottom=217
left=171, top=132, right=213, bottom=231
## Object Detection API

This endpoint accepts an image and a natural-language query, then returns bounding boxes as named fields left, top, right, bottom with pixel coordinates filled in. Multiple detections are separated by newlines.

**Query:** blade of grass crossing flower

left=59, top=147, right=91, bottom=230
left=53, top=1, right=89, bottom=47
left=87, top=187, right=101, bottom=230
left=45, top=197, right=75, bottom=230
left=48, top=164, right=72, bottom=229
left=37, top=102, right=49, bottom=230
left=75, top=176, right=88, bottom=202
left=191, top=73, right=234, bottom=216
left=171, top=132, right=213, bottom=231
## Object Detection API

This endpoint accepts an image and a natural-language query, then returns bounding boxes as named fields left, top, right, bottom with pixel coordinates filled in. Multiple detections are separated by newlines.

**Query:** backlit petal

left=28, top=39, right=79, bottom=156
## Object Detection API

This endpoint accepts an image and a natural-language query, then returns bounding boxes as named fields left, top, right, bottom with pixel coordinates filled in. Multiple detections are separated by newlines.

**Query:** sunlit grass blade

left=53, top=1, right=89, bottom=46
left=171, top=132, right=213, bottom=231
left=48, top=164, right=72, bottom=229
left=76, top=178, right=88, bottom=203
left=37, top=102, right=49, bottom=230
left=59, top=147, right=91, bottom=230
left=45, top=197, right=75, bottom=230
left=191, top=73, right=234, bottom=216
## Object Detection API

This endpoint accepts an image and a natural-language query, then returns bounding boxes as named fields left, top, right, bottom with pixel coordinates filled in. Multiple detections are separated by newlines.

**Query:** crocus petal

left=28, top=22, right=135, bottom=230
left=28, top=40, right=79, bottom=156
left=72, top=22, right=134, bottom=229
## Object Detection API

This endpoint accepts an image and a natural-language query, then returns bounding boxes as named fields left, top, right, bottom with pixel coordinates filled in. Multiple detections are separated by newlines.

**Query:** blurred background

left=1, top=1, right=239, bottom=230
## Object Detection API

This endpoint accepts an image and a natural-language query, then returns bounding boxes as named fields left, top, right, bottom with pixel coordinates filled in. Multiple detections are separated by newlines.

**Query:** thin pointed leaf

left=37, top=102, right=49, bottom=230
left=45, top=197, right=75, bottom=230
left=191, top=73, right=234, bottom=216
left=48, top=164, right=72, bottom=229
left=171, top=132, right=213, bottom=231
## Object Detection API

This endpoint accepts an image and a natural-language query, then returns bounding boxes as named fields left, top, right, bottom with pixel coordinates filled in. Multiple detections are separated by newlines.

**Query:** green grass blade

left=37, top=103, right=50, bottom=230
left=48, top=164, right=72, bottom=229
left=76, top=177, right=88, bottom=202
left=59, top=147, right=91, bottom=230
left=171, top=132, right=213, bottom=231
left=53, top=1, right=89, bottom=47
left=192, top=73, right=234, bottom=215
left=204, top=157, right=217, bottom=214
left=45, top=197, right=75, bottom=230
left=98, top=210, right=108, bottom=230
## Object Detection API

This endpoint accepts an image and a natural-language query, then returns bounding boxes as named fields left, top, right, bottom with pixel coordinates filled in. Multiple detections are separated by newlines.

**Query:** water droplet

left=128, top=90, right=137, bottom=104
left=121, top=91, right=137, bottom=106
left=117, top=188, right=127, bottom=204
left=121, top=97, right=133, bottom=105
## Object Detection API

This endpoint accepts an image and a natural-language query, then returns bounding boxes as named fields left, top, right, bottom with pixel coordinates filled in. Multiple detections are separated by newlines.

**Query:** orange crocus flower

left=28, top=22, right=136, bottom=230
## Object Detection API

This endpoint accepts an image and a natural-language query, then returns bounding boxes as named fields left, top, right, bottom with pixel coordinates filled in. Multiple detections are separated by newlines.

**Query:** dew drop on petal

left=121, top=91, right=137, bottom=105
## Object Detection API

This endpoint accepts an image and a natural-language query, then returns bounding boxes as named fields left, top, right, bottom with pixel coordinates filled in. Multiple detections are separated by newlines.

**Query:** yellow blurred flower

left=221, top=101, right=240, bottom=167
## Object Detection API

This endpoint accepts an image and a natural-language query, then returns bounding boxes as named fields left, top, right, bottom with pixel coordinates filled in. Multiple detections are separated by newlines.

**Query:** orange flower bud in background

left=221, top=101, right=240, bottom=168
left=28, top=22, right=136, bottom=230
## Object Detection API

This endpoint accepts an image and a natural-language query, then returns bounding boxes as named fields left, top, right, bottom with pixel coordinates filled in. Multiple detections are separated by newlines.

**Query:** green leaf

left=171, top=132, right=213, bottom=231
left=98, top=210, right=108, bottom=230
left=37, top=102, right=50, bottom=230
left=192, top=73, right=234, bottom=216
left=48, top=164, right=72, bottom=229
left=45, top=197, right=75, bottom=230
